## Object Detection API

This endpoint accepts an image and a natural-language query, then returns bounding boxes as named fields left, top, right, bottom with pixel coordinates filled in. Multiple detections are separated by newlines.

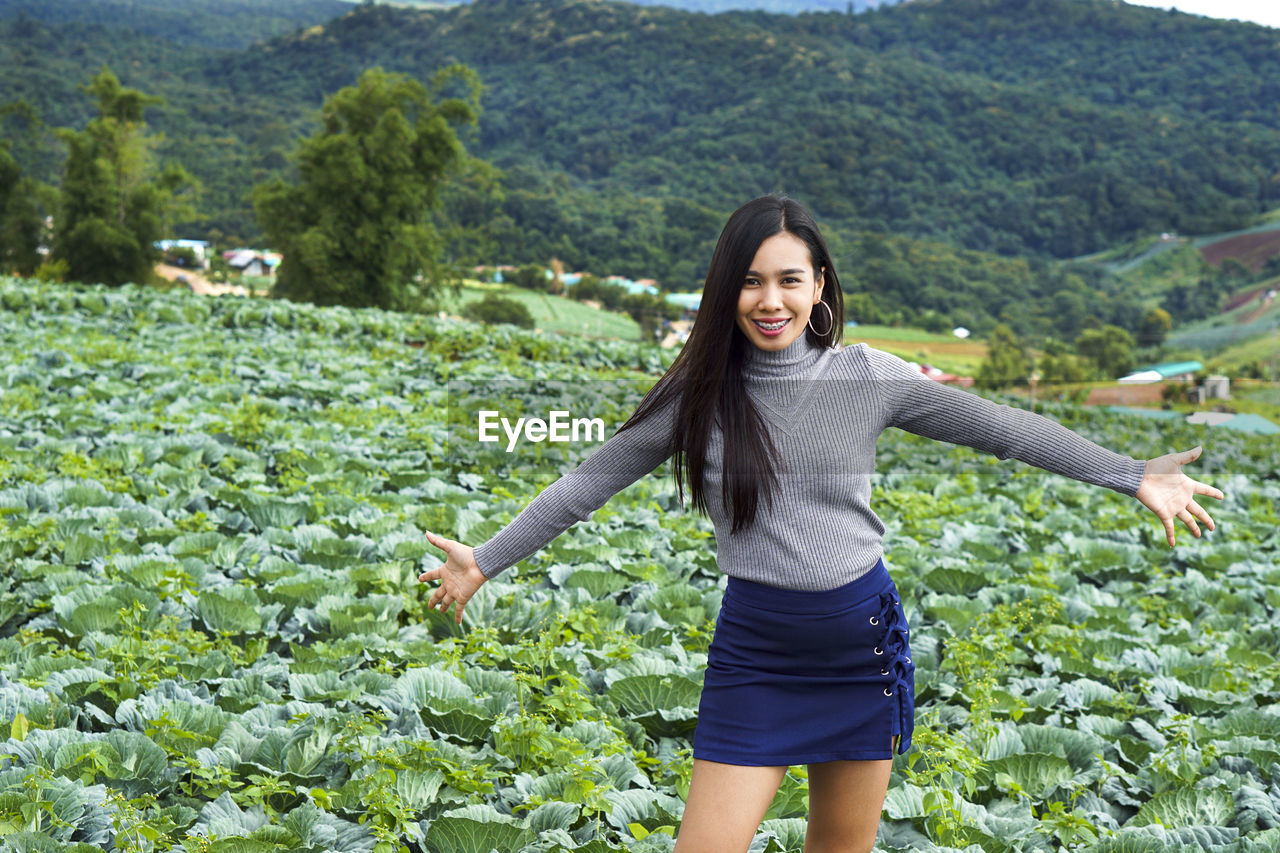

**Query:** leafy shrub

left=462, top=293, right=534, bottom=328
left=509, top=264, right=548, bottom=291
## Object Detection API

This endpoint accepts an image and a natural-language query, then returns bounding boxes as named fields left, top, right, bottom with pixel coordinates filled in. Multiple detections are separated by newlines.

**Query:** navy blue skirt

left=692, top=558, right=914, bottom=765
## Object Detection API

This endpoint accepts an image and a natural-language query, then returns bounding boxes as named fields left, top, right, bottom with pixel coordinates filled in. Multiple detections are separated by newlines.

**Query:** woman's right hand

left=417, top=530, right=487, bottom=625
left=1134, top=445, right=1224, bottom=547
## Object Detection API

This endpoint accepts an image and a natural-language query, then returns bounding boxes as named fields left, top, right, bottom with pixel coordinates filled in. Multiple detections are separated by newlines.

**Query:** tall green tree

left=1137, top=307, right=1171, bottom=347
left=253, top=66, right=480, bottom=311
left=1, top=101, right=53, bottom=276
left=53, top=67, right=195, bottom=286
left=1035, top=338, right=1089, bottom=386
left=976, top=324, right=1031, bottom=389
left=1074, top=325, right=1136, bottom=379
left=0, top=140, right=43, bottom=276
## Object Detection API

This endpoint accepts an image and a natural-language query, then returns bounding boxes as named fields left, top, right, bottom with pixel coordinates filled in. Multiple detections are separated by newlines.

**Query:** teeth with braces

left=755, top=320, right=788, bottom=330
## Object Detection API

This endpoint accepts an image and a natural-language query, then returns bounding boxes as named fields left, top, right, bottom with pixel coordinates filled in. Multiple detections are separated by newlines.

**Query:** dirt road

left=154, top=263, right=268, bottom=297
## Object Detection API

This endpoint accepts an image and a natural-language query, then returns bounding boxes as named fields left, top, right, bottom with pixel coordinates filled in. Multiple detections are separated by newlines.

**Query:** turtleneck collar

left=742, top=332, right=827, bottom=379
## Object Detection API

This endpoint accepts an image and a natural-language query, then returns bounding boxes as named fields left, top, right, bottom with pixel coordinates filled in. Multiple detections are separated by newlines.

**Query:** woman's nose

left=758, top=283, right=784, bottom=309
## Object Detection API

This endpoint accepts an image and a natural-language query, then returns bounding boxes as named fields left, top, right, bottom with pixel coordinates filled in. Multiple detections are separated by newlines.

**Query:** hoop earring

left=807, top=299, right=833, bottom=336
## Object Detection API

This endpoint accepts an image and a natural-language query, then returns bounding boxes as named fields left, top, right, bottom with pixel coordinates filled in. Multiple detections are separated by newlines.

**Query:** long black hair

left=617, top=194, right=845, bottom=533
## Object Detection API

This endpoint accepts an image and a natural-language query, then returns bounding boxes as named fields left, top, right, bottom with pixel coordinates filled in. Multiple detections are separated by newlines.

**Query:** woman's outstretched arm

left=417, top=392, right=678, bottom=622
left=857, top=344, right=1225, bottom=544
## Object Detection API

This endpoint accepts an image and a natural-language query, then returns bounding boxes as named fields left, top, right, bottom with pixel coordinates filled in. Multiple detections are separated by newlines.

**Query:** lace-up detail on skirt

left=875, top=590, right=914, bottom=754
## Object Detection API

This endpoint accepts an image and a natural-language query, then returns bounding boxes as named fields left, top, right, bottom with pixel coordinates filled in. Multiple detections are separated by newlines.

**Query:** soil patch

left=850, top=336, right=988, bottom=359
left=1084, top=383, right=1168, bottom=406
left=1240, top=292, right=1276, bottom=325
left=1222, top=284, right=1271, bottom=313
left=1200, top=230, right=1280, bottom=272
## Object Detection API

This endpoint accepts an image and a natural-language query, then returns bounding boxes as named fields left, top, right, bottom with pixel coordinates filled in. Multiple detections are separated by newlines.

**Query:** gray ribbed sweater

left=471, top=334, right=1148, bottom=590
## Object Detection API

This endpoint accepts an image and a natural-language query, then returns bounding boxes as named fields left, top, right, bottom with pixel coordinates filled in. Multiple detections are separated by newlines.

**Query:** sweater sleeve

left=470, top=395, right=678, bottom=579
left=857, top=344, right=1147, bottom=497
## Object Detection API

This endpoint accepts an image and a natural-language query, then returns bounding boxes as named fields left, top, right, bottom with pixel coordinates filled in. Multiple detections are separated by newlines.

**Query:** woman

left=418, top=195, right=1223, bottom=853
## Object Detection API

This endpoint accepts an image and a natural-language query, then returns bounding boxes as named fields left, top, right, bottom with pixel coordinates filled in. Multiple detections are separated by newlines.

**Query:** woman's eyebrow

left=746, top=268, right=807, bottom=277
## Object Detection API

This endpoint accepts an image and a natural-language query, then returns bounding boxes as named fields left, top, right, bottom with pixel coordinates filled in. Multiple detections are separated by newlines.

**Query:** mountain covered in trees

left=0, top=0, right=350, bottom=49
left=3, top=0, right=1279, bottom=337
left=432, top=0, right=905, bottom=11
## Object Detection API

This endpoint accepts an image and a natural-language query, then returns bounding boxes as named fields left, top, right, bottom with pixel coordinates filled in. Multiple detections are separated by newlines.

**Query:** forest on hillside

left=0, top=0, right=350, bottom=49
left=3, top=0, right=1279, bottom=337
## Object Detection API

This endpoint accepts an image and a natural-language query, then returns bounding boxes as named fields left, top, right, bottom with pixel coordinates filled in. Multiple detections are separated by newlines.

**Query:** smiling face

left=735, top=231, right=825, bottom=352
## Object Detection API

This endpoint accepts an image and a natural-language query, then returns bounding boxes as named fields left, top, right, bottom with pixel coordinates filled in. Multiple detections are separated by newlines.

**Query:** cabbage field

left=1, top=277, right=1279, bottom=853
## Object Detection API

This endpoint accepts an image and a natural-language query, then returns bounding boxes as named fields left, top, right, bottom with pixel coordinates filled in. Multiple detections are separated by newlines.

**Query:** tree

left=510, top=263, right=548, bottom=291
left=844, top=292, right=890, bottom=326
left=620, top=291, right=680, bottom=342
left=1217, top=257, right=1251, bottom=282
left=918, top=309, right=951, bottom=334
left=463, top=293, right=533, bottom=328
left=54, top=67, right=195, bottom=286
left=975, top=324, right=1030, bottom=390
left=1137, top=307, right=1171, bottom=347
left=253, top=66, right=480, bottom=311
left=1036, top=338, right=1089, bottom=386
left=548, top=257, right=565, bottom=296
left=1074, top=325, right=1136, bottom=379
left=0, top=101, right=52, bottom=277
left=1049, top=285, right=1090, bottom=342
left=0, top=140, right=43, bottom=276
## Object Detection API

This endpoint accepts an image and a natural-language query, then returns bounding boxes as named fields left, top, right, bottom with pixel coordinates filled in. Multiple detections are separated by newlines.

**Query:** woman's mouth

left=752, top=318, right=790, bottom=336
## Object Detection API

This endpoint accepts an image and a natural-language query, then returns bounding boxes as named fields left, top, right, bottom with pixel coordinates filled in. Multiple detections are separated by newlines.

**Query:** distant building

left=1117, top=360, right=1202, bottom=384
left=1203, top=375, right=1230, bottom=400
left=157, top=239, right=211, bottom=269
left=664, top=292, right=701, bottom=318
left=916, top=363, right=974, bottom=388
left=602, top=276, right=659, bottom=296
left=223, top=249, right=281, bottom=277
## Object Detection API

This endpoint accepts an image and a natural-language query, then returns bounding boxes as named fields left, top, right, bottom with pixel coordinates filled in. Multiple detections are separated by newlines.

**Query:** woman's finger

left=1162, top=516, right=1176, bottom=547
left=425, top=529, right=454, bottom=552
left=1192, top=481, right=1225, bottom=501
left=1177, top=509, right=1201, bottom=538
left=418, top=566, right=441, bottom=583
left=1177, top=445, right=1203, bottom=466
left=1188, top=499, right=1215, bottom=532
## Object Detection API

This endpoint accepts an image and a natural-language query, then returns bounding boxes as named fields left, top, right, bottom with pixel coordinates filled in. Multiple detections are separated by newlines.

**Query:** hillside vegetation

left=6, top=0, right=1280, bottom=347
left=0, top=0, right=349, bottom=49
left=208, top=0, right=1280, bottom=262
left=4, top=0, right=1280, bottom=266
left=1069, top=219, right=1280, bottom=368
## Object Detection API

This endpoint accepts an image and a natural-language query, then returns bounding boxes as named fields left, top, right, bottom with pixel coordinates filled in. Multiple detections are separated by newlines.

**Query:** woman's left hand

left=1134, top=445, right=1225, bottom=546
left=417, top=530, right=487, bottom=625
